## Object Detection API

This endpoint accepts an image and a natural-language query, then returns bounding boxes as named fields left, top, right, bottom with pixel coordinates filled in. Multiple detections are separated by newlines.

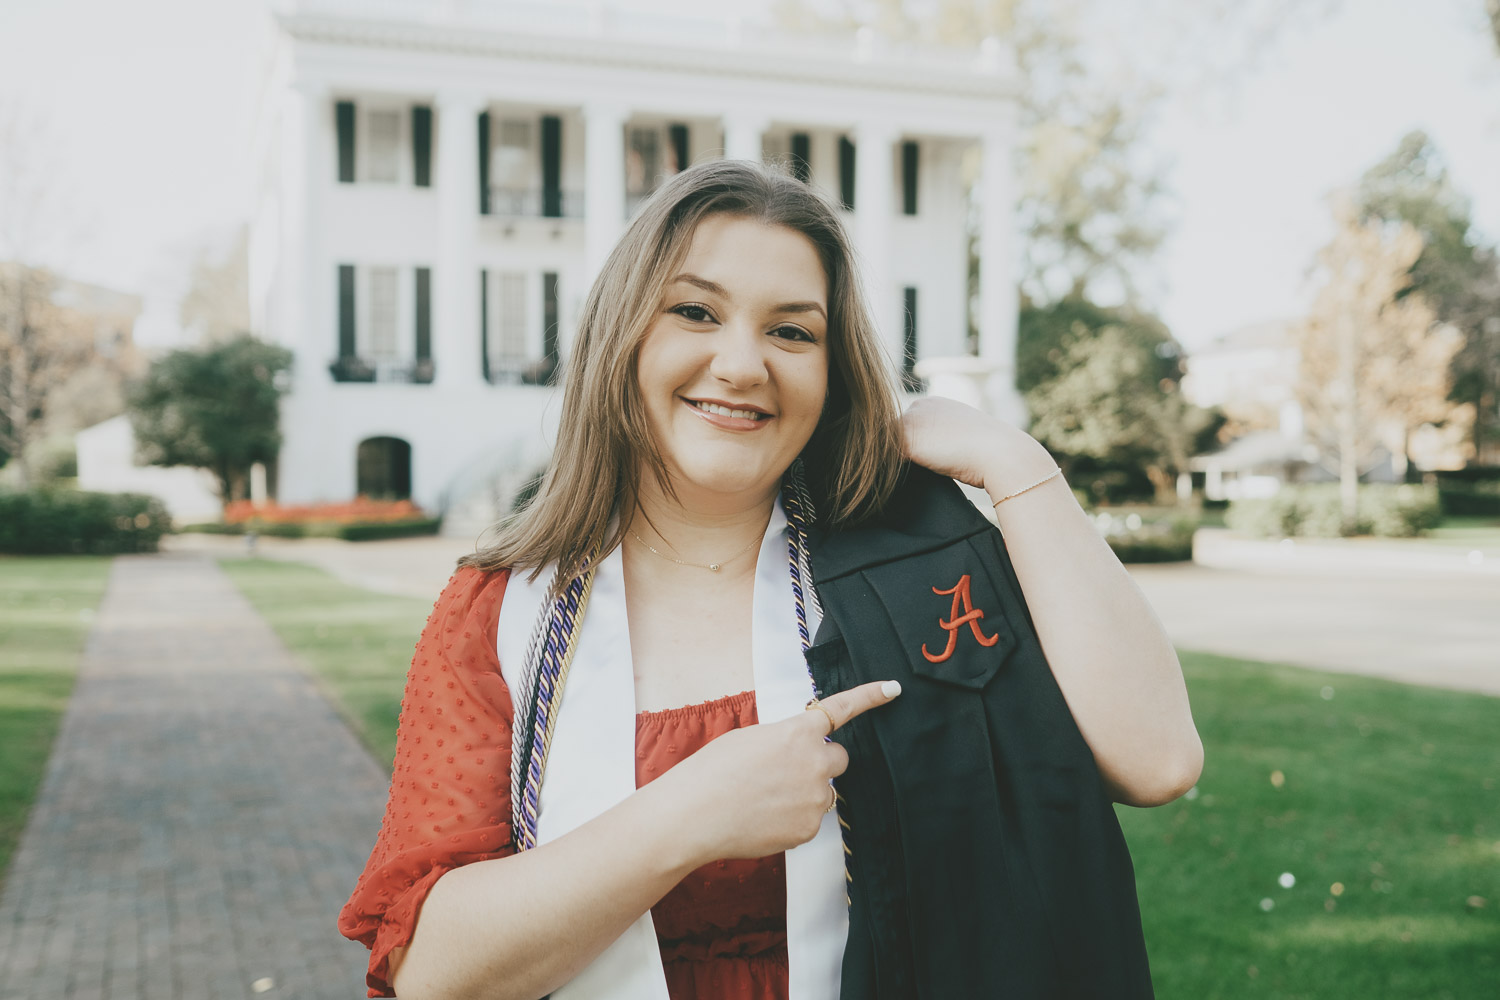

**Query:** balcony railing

left=329, top=356, right=435, bottom=384
left=485, top=187, right=585, bottom=219
left=484, top=354, right=559, bottom=387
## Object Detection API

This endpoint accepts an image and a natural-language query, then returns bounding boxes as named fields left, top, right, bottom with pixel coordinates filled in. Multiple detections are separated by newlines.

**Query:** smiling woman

left=337, top=160, right=1198, bottom=1000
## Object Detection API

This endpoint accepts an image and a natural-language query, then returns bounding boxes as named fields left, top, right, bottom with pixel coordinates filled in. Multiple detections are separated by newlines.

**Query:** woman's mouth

left=682, top=397, right=772, bottom=430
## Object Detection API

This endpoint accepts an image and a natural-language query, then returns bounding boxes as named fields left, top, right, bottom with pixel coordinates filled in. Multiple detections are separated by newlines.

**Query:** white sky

left=0, top=0, right=1496, bottom=350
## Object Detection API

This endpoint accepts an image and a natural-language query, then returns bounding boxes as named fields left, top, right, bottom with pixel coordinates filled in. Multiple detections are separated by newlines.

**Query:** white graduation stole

left=496, top=500, right=847, bottom=999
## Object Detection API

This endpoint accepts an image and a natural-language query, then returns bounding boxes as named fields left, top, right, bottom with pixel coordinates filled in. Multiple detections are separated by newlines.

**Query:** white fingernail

left=882, top=680, right=902, bottom=699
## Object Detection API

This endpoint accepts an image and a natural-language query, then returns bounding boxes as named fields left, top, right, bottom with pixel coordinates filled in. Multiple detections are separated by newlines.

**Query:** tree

left=1022, top=307, right=1219, bottom=501
left=1356, top=130, right=1500, bottom=463
left=0, top=103, right=107, bottom=485
left=776, top=0, right=1336, bottom=309
left=1294, top=201, right=1464, bottom=525
left=179, top=226, right=251, bottom=344
left=128, top=335, right=294, bottom=505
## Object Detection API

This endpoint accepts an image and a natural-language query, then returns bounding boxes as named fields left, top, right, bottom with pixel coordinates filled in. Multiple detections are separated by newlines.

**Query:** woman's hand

left=900, top=396, right=1056, bottom=495
left=653, top=680, right=900, bottom=866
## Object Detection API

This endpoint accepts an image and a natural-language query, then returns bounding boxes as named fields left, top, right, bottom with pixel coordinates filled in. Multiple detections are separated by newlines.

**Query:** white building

left=249, top=1, right=1022, bottom=530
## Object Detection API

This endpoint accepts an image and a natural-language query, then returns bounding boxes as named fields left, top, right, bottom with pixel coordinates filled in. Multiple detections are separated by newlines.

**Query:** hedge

left=1094, top=511, right=1197, bottom=563
left=1226, top=483, right=1442, bottom=539
left=177, top=517, right=442, bottom=542
left=0, top=489, right=171, bottom=554
left=1437, top=482, right=1500, bottom=517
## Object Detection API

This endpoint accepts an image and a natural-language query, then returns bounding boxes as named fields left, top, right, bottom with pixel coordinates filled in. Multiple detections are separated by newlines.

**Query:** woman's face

left=636, top=214, right=830, bottom=505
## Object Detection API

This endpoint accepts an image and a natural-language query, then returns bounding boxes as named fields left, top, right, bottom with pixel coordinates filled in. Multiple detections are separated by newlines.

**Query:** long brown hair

left=460, top=159, right=904, bottom=579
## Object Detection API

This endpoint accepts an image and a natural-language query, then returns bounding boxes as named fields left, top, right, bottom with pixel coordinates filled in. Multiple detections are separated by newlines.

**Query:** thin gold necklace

left=629, top=518, right=768, bottom=572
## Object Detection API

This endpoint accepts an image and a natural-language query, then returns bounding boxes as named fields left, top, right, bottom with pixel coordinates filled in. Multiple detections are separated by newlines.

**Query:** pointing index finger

left=809, top=680, right=902, bottom=734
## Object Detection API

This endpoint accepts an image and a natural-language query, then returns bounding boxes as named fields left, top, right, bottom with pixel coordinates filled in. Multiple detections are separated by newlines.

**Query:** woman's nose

left=708, top=321, right=768, bottom=387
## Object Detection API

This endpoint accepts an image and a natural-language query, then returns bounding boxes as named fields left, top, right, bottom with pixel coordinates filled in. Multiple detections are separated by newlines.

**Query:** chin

left=671, top=458, right=782, bottom=499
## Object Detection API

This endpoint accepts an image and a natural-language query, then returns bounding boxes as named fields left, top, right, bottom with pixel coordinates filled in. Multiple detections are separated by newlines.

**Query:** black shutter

left=790, top=132, right=811, bottom=183
left=480, top=269, right=490, bottom=383
left=902, top=286, right=920, bottom=390
left=478, top=111, right=491, bottom=215
left=336, top=101, right=356, bottom=183
left=543, top=271, right=559, bottom=385
left=541, top=115, right=562, bottom=217
left=415, top=267, right=431, bottom=361
left=669, top=123, right=690, bottom=173
left=338, top=265, right=357, bottom=357
left=901, top=140, right=919, bottom=215
left=838, top=136, right=855, bottom=210
left=412, top=105, right=432, bottom=188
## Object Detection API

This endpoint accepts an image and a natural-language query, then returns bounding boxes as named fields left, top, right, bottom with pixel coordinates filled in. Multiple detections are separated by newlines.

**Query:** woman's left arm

left=902, top=396, right=1203, bottom=808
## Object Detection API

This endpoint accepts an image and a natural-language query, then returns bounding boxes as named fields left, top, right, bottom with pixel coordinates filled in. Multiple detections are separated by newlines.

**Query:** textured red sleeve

left=337, top=566, right=517, bottom=997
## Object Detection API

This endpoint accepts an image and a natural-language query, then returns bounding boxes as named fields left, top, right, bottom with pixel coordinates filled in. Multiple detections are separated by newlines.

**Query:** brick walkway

left=0, top=554, right=390, bottom=1000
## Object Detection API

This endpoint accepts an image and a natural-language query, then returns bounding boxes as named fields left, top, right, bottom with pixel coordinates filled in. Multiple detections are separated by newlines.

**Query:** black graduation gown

left=804, top=466, right=1156, bottom=999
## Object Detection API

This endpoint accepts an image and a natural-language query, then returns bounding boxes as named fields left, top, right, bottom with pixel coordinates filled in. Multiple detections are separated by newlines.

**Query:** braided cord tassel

left=516, top=557, right=598, bottom=851
left=782, top=463, right=851, bottom=906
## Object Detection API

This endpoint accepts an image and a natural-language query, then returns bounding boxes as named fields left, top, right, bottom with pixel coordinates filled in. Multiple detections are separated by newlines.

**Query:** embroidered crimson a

left=920, top=573, right=1000, bottom=663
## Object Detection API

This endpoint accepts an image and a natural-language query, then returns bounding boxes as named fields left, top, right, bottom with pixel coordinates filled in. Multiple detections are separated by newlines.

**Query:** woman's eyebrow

left=670, top=273, right=827, bottom=319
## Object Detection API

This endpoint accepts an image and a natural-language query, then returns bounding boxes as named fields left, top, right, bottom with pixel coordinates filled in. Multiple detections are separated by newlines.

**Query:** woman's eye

left=772, top=325, right=815, bottom=343
left=671, top=303, right=714, bottom=323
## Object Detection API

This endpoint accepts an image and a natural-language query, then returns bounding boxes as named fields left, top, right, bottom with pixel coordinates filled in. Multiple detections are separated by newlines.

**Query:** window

left=366, top=267, right=399, bottom=360
left=626, top=126, right=661, bottom=199
left=762, top=133, right=791, bottom=172
left=493, top=271, right=528, bottom=365
left=494, top=120, right=533, bottom=189
left=365, top=109, right=401, bottom=183
left=356, top=437, right=412, bottom=500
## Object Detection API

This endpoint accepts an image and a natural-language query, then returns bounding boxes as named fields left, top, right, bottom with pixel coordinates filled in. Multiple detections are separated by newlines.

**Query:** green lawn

left=217, top=558, right=434, bottom=768
left=1120, top=652, right=1500, bottom=998
left=218, top=557, right=1500, bottom=998
left=0, top=556, right=113, bottom=884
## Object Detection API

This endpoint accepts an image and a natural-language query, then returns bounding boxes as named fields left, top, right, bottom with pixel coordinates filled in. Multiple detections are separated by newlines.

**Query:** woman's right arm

left=389, top=770, right=698, bottom=1000
left=390, top=680, right=900, bottom=1000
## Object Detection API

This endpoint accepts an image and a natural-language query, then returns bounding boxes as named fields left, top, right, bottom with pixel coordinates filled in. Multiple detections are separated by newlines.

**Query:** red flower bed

left=223, top=497, right=427, bottom=525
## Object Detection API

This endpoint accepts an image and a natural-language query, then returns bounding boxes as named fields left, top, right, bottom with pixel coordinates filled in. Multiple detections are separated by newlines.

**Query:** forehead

left=676, top=215, right=827, bottom=307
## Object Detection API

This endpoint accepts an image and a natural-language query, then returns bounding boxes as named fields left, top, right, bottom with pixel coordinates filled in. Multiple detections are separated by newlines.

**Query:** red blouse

left=638, top=689, right=789, bottom=1000
left=338, top=568, right=789, bottom=1000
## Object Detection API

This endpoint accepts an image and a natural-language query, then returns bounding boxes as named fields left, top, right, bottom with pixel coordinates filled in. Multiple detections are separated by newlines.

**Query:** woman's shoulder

left=422, top=565, right=513, bottom=666
left=436, top=564, right=512, bottom=615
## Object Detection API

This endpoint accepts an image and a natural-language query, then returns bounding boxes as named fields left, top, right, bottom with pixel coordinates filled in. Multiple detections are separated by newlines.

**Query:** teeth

left=691, top=400, right=764, bottom=420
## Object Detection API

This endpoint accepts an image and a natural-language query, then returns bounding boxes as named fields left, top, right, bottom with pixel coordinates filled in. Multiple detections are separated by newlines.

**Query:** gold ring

left=805, top=697, right=836, bottom=736
left=825, top=785, right=838, bottom=813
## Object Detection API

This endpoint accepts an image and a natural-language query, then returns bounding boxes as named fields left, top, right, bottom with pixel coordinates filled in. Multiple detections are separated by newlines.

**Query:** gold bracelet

left=991, top=466, right=1062, bottom=507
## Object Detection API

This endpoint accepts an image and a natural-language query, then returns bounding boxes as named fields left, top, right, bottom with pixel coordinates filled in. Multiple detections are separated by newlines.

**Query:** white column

left=285, top=80, right=327, bottom=395
left=978, top=118, right=1025, bottom=423
left=723, top=113, right=766, bottom=163
left=853, top=122, right=899, bottom=366
left=584, top=102, right=627, bottom=285
left=436, top=91, right=485, bottom=388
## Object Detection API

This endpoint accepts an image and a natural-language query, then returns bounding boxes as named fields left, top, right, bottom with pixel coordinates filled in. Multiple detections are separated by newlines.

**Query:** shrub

left=1093, top=510, right=1198, bottom=563
left=338, top=518, right=442, bottom=542
left=178, top=501, right=441, bottom=542
left=1226, top=484, right=1441, bottom=538
left=1436, top=482, right=1500, bottom=517
left=0, top=489, right=171, bottom=554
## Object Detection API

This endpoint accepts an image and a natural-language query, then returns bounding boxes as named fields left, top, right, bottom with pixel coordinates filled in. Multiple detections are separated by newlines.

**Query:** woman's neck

left=626, top=474, right=778, bottom=574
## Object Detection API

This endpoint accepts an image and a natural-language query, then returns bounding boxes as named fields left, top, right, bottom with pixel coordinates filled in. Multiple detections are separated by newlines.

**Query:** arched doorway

left=356, top=436, right=412, bottom=500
